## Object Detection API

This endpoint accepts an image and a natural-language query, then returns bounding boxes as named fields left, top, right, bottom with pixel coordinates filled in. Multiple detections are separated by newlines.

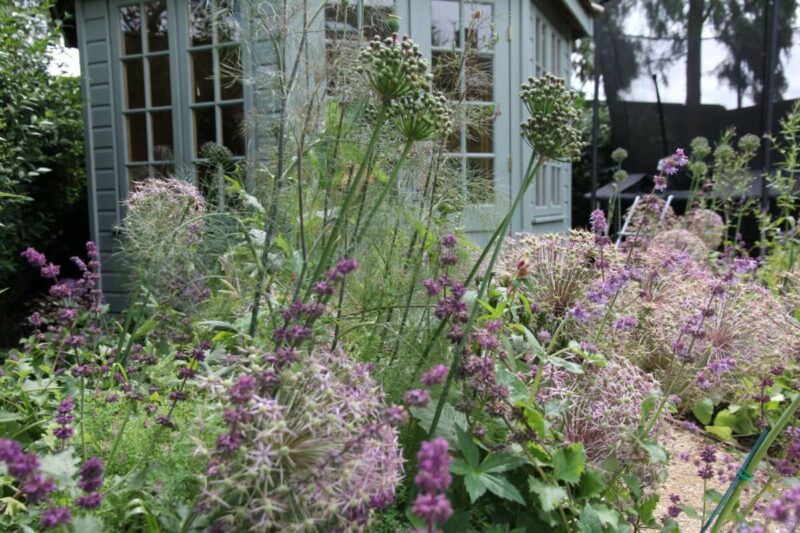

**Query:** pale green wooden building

left=65, top=0, right=595, bottom=309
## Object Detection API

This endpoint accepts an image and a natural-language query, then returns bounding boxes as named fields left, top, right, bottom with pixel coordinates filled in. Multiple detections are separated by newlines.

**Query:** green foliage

left=0, top=0, right=86, bottom=343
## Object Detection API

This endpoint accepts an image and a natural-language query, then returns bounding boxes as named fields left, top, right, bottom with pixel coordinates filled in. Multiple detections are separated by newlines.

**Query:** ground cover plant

left=1, top=4, right=800, bottom=532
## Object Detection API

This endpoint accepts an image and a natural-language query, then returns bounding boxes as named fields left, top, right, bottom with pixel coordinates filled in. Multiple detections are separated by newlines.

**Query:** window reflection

left=467, top=158, right=494, bottom=204
left=127, top=113, right=148, bottom=162
left=432, top=51, right=461, bottom=96
left=466, top=55, right=492, bottom=101
left=149, top=55, right=172, bottom=106
left=191, top=51, right=215, bottom=102
left=123, top=58, right=145, bottom=109
left=465, top=4, right=493, bottom=50
left=431, top=0, right=459, bottom=48
left=194, top=107, right=216, bottom=154
left=151, top=111, right=174, bottom=158
left=146, top=0, right=169, bottom=51
left=217, top=0, right=241, bottom=43
left=120, top=5, right=142, bottom=55
left=221, top=104, right=245, bottom=155
left=219, top=46, right=243, bottom=100
left=467, top=118, right=493, bottom=154
left=189, top=0, right=213, bottom=47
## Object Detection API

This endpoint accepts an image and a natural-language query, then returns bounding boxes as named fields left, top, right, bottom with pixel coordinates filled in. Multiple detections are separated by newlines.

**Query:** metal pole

left=590, top=16, right=602, bottom=210
left=652, top=73, right=668, bottom=155
left=760, top=0, right=780, bottom=212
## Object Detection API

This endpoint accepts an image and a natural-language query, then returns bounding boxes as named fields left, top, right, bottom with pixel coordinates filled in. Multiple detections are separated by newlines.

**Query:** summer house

left=58, top=0, right=595, bottom=309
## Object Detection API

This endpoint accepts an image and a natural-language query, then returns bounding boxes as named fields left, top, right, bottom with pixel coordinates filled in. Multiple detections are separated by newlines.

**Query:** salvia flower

left=54, top=397, right=74, bottom=441
left=421, top=364, right=448, bottom=386
left=403, top=388, right=431, bottom=407
left=78, top=456, right=104, bottom=492
left=413, top=437, right=453, bottom=530
left=589, top=209, right=608, bottom=236
left=40, top=506, right=71, bottom=529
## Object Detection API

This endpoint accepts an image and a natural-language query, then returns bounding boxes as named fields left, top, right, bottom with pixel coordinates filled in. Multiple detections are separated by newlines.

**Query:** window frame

left=109, top=0, right=253, bottom=195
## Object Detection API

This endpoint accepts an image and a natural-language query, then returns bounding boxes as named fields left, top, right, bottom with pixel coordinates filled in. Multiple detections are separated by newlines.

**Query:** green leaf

left=713, top=409, right=738, bottom=428
left=528, top=477, right=567, bottom=512
left=692, top=397, right=714, bottom=425
left=639, top=393, right=658, bottom=428
left=548, top=356, right=584, bottom=374
left=705, top=425, right=734, bottom=442
left=593, top=504, right=620, bottom=529
left=71, top=515, right=104, bottom=533
left=526, top=442, right=552, bottom=463
left=482, top=474, right=525, bottom=504
left=638, top=440, right=668, bottom=463
left=456, top=426, right=480, bottom=469
left=39, top=448, right=78, bottom=486
left=577, top=503, right=604, bottom=533
left=496, top=366, right=528, bottom=404
left=132, top=318, right=158, bottom=340
left=577, top=469, right=606, bottom=499
left=523, top=405, right=546, bottom=438
left=553, top=443, right=585, bottom=484
left=450, top=458, right=472, bottom=476
left=410, top=403, right=467, bottom=444
left=0, top=411, right=23, bottom=423
left=464, top=471, right=488, bottom=502
left=479, top=452, right=526, bottom=474
left=635, top=493, right=659, bottom=524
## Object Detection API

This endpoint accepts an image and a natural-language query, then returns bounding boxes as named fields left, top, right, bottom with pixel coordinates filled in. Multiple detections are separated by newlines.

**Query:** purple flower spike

left=589, top=209, right=608, bottom=235
left=414, top=437, right=452, bottom=493
left=229, top=375, right=256, bottom=405
left=403, top=389, right=431, bottom=407
left=421, top=365, right=448, bottom=386
left=41, top=506, right=71, bottom=529
left=21, top=247, right=47, bottom=268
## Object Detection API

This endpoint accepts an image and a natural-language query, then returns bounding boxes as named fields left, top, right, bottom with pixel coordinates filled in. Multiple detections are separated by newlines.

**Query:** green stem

left=711, top=392, right=800, bottom=532
left=303, top=104, right=389, bottom=299
left=80, top=374, right=86, bottom=460
left=107, top=403, right=133, bottom=468
left=428, top=156, right=544, bottom=436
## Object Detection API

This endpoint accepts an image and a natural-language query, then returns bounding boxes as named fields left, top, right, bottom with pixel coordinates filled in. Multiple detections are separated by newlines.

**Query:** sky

left=574, top=5, right=800, bottom=109
left=50, top=4, right=800, bottom=110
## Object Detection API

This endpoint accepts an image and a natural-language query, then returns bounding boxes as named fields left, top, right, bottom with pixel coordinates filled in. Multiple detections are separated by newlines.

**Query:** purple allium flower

left=414, top=437, right=452, bottom=493
left=76, top=491, right=103, bottom=509
left=384, top=405, right=408, bottom=427
left=654, top=174, right=667, bottom=192
left=78, top=456, right=104, bottom=492
left=40, top=506, right=71, bottom=529
left=589, top=209, right=608, bottom=235
left=229, top=375, right=256, bottom=405
left=21, top=247, right=47, bottom=268
left=421, top=365, right=448, bottom=386
left=403, top=389, right=431, bottom=407
left=708, top=357, right=737, bottom=375
left=440, top=233, right=458, bottom=249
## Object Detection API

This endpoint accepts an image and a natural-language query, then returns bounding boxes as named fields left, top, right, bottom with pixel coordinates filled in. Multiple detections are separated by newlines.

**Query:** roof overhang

left=559, top=0, right=602, bottom=38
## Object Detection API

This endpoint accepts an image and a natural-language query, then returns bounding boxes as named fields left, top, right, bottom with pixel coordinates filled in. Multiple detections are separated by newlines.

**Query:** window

left=431, top=1, right=496, bottom=205
left=187, top=0, right=245, bottom=176
left=532, top=11, right=568, bottom=210
left=119, top=0, right=175, bottom=186
left=324, top=1, right=395, bottom=91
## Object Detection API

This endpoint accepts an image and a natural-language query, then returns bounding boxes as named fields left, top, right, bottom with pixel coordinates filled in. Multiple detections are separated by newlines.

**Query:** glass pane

left=465, top=4, right=493, bottom=51
left=151, top=111, right=174, bottom=160
left=221, top=103, right=245, bottom=155
left=219, top=46, right=243, bottom=100
left=217, top=0, right=242, bottom=43
left=149, top=55, right=172, bottom=106
left=126, top=113, right=148, bottom=162
left=467, top=114, right=493, bottom=153
left=466, top=54, right=492, bottom=101
left=123, top=58, right=145, bottom=109
left=363, top=0, right=395, bottom=39
left=432, top=51, right=461, bottom=96
left=325, top=2, right=358, bottom=39
left=191, top=50, right=215, bottom=102
left=128, top=166, right=152, bottom=187
left=194, top=106, right=217, bottom=156
left=146, top=0, right=169, bottom=51
left=446, top=129, right=461, bottom=152
left=189, top=0, right=213, bottom=47
left=467, top=157, right=494, bottom=204
left=431, top=0, right=460, bottom=48
left=120, top=5, right=142, bottom=55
